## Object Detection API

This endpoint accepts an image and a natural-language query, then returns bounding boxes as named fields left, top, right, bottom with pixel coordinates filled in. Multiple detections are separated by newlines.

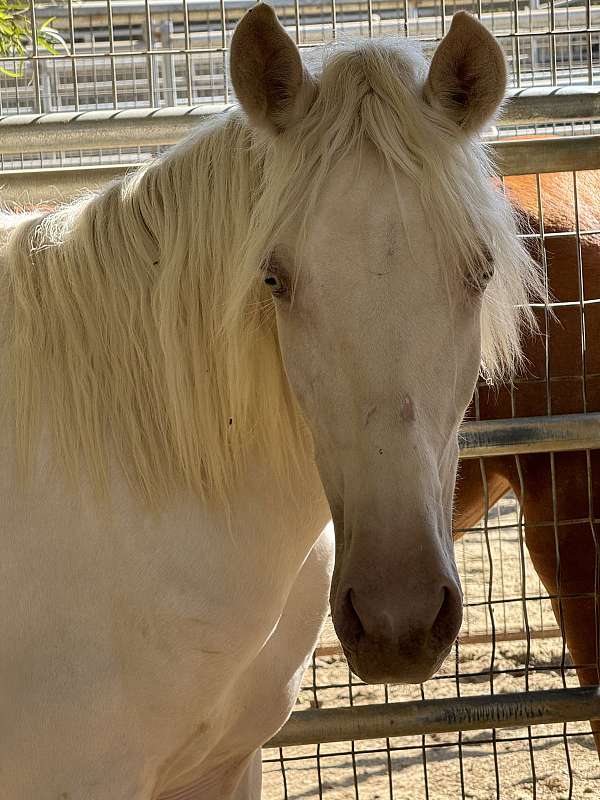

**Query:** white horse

left=0, top=6, right=542, bottom=799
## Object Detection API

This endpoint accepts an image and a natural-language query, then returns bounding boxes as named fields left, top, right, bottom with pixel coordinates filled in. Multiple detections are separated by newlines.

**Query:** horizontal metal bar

left=3, top=135, right=600, bottom=206
left=265, top=686, right=600, bottom=748
left=492, top=134, right=600, bottom=176
left=28, top=1, right=598, bottom=29
left=33, top=0, right=300, bottom=15
left=459, top=412, right=600, bottom=459
left=0, top=106, right=223, bottom=156
left=503, top=86, right=600, bottom=125
left=2, top=89, right=600, bottom=156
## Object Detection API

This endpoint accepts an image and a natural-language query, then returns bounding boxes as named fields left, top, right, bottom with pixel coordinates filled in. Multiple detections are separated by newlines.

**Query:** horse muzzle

left=331, top=575, right=463, bottom=685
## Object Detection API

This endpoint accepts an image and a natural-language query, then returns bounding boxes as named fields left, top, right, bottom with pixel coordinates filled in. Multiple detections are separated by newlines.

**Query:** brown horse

left=454, top=169, right=600, bottom=752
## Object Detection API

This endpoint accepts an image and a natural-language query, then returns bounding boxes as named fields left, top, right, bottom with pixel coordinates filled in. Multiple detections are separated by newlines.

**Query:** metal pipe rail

left=3, top=135, right=600, bottom=205
left=1, top=87, right=599, bottom=157
left=459, top=412, right=600, bottom=459
left=504, top=86, right=600, bottom=125
left=265, top=686, right=600, bottom=748
left=0, top=105, right=226, bottom=156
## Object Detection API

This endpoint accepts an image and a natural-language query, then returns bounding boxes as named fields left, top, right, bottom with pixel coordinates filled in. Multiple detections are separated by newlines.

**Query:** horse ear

left=424, top=12, right=506, bottom=134
left=230, top=3, right=314, bottom=135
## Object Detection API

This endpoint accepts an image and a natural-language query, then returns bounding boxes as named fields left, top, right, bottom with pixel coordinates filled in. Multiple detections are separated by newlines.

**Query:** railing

left=267, top=687, right=600, bottom=747
left=1, top=86, right=600, bottom=156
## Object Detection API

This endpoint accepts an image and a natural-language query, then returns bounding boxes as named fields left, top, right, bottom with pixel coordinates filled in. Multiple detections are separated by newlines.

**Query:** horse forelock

left=1, top=39, right=544, bottom=505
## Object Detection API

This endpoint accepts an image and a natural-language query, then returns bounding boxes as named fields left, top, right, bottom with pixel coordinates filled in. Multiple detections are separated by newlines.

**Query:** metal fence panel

left=1, top=0, right=599, bottom=117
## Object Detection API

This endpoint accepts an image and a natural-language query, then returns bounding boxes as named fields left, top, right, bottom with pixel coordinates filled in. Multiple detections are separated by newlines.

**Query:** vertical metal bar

left=419, top=683, right=430, bottom=800
left=347, top=668, right=360, bottom=800
left=497, top=504, right=508, bottom=634
left=277, top=747, right=288, bottom=799
left=513, top=0, right=522, bottom=88
left=310, top=655, right=324, bottom=800
left=543, top=174, right=573, bottom=800
left=182, top=0, right=193, bottom=104
left=587, top=0, right=595, bottom=86
left=514, top=453, right=539, bottom=800
left=461, top=528, right=471, bottom=634
left=574, top=167, right=600, bottom=774
left=66, top=0, right=79, bottom=110
left=106, top=0, right=118, bottom=108
left=219, top=0, right=228, bottom=104
left=143, top=0, right=157, bottom=107
left=27, top=0, right=42, bottom=112
left=293, top=0, right=301, bottom=45
left=91, top=33, right=99, bottom=109
left=453, top=641, right=466, bottom=800
left=38, top=58, right=52, bottom=113
left=573, top=171, right=587, bottom=415
left=383, top=683, right=395, bottom=799
left=160, top=21, right=177, bottom=106
left=506, top=160, right=540, bottom=792
left=331, top=0, right=337, bottom=41
left=550, top=450, right=575, bottom=797
left=549, top=0, right=558, bottom=85
left=480, top=458, right=501, bottom=798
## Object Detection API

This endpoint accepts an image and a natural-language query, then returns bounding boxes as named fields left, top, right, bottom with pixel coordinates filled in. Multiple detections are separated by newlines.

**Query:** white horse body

left=1, top=419, right=332, bottom=798
left=0, top=6, right=542, bottom=798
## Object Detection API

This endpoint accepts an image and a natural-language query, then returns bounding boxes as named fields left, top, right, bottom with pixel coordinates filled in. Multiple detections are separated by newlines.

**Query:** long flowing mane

left=0, top=39, right=543, bottom=503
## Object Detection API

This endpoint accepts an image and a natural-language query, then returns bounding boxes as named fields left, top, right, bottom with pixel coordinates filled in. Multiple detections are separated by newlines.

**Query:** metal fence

left=262, top=450, right=600, bottom=797
left=0, top=0, right=599, bottom=115
left=2, top=1, right=600, bottom=798
left=1, top=0, right=599, bottom=174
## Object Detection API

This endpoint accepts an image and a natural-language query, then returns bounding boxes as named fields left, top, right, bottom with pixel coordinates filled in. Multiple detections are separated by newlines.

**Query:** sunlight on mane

left=0, top=38, right=544, bottom=504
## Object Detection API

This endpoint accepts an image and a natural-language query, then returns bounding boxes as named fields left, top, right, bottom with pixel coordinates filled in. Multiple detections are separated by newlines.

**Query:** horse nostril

left=337, top=588, right=364, bottom=650
left=431, top=585, right=463, bottom=645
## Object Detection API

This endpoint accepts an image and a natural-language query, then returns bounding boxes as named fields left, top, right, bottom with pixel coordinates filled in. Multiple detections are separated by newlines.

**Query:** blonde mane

left=0, top=39, right=543, bottom=504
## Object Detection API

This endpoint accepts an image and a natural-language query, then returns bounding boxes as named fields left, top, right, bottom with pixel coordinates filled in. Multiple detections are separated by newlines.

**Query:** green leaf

left=0, top=65, right=24, bottom=77
left=36, top=34, right=58, bottom=55
left=0, top=0, right=62, bottom=66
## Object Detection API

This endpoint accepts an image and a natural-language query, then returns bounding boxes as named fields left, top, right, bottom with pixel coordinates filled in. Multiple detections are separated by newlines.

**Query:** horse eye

left=467, top=265, right=494, bottom=294
left=264, top=272, right=288, bottom=296
left=481, top=264, right=494, bottom=283
left=468, top=246, right=494, bottom=294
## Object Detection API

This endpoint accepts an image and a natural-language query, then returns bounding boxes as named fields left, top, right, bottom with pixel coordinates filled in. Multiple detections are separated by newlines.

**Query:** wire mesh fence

left=1, top=1, right=599, bottom=173
left=0, top=0, right=598, bottom=118
left=262, top=497, right=599, bottom=797
left=261, top=488, right=600, bottom=799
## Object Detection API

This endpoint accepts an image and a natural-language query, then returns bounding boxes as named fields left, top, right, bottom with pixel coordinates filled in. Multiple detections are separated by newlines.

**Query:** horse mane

left=0, top=39, right=543, bottom=504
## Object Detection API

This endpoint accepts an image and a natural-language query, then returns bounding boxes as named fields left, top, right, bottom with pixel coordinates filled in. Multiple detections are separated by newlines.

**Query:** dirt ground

left=262, top=499, right=600, bottom=799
